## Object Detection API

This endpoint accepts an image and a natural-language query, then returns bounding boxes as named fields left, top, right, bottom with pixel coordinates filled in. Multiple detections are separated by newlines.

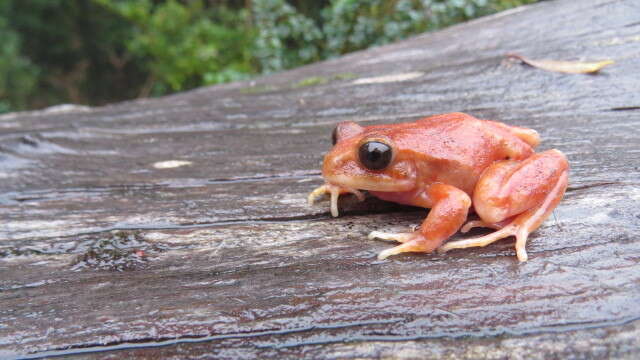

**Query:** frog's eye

left=331, top=126, right=339, bottom=145
left=358, top=141, right=393, bottom=170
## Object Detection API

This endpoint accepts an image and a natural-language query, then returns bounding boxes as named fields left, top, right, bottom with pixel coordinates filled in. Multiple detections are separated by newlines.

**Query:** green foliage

left=0, top=2, right=39, bottom=112
left=322, top=0, right=425, bottom=57
left=0, top=0, right=539, bottom=113
left=320, top=0, right=539, bottom=57
left=4, top=0, right=147, bottom=109
left=253, top=0, right=324, bottom=72
left=96, top=0, right=255, bottom=95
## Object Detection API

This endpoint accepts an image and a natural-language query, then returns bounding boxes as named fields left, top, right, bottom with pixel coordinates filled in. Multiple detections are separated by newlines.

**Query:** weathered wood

left=2, top=0, right=640, bottom=358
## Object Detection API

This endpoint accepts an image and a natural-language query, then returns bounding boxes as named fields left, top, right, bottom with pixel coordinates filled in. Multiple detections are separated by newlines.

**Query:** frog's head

left=308, top=121, right=418, bottom=217
left=322, top=121, right=417, bottom=192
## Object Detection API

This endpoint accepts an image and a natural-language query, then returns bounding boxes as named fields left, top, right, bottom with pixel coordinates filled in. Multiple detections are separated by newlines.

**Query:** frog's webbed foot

left=307, top=183, right=364, bottom=217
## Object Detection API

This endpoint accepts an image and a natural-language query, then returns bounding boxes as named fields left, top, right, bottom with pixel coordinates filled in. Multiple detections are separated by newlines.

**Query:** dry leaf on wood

left=507, top=54, right=614, bottom=74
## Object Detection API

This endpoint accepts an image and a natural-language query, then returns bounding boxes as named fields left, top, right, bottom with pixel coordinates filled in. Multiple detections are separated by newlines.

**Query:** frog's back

left=366, top=113, right=506, bottom=166
left=363, top=113, right=535, bottom=192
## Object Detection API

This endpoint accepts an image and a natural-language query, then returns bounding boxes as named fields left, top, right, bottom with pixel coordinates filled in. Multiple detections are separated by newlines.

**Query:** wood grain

left=2, top=0, right=640, bottom=358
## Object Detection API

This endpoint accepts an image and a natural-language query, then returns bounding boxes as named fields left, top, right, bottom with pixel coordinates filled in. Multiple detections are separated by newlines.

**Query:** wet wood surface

left=2, top=0, right=640, bottom=358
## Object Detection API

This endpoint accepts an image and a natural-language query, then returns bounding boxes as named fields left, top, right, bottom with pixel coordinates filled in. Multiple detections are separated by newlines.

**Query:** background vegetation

left=0, top=0, right=538, bottom=113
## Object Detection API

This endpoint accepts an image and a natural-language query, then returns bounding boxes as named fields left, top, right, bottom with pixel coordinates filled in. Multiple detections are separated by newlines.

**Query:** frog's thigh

left=440, top=149, right=568, bottom=261
left=473, top=149, right=569, bottom=224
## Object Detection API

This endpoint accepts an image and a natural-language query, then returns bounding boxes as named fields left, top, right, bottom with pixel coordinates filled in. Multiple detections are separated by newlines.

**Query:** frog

left=307, top=112, right=569, bottom=262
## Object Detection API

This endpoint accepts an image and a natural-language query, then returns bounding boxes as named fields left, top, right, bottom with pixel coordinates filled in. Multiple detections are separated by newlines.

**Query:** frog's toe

left=307, top=185, right=329, bottom=206
left=308, top=183, right=365, bottom=217
left=377, top=240, right=428, bottom=260
left=437, top=222, right=530, bottom=261
left=368, top=231, right=413, bottom=243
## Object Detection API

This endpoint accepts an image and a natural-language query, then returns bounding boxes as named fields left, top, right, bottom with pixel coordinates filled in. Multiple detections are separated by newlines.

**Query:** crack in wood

left=12, top=316, right=640, bottom=359
left=207, top=172, right=322, bottom=184
left=257, top=315, right=640, bottom=350
left=13, top=319, right=404, bottom=360
left=608, top=106, right=640, bottom=111
left=566, top=181, right=640, bottom=191
left=0, top=207, right=422, bottom=248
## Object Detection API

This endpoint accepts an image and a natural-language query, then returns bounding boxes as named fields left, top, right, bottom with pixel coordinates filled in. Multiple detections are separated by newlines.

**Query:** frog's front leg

left=370, top=183, right=471, bottom=260
left=308, top=183, right=365, bottom=217
left=438, top=149, right=569, bottom=261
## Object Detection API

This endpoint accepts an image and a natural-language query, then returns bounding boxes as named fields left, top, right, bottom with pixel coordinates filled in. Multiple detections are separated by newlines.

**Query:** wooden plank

left=2, top=0, right=640, bottom=358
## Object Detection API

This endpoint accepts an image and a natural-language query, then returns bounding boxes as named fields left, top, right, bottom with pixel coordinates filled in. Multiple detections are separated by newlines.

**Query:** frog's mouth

left=308, top=160, right=417, bottom=217
left=324, top=173, right=415, bottom=192
left=323, top=156, right=417, bottom=193
left=310, top=149, right=417, bottom=216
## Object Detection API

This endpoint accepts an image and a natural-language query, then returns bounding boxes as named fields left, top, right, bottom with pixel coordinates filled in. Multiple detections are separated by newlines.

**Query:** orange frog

left=308, top=112, right=568, bottom=261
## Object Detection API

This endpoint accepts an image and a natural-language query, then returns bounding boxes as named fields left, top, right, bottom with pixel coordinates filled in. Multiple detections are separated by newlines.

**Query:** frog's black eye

left=358, top=141, right=392, bottom=170
left=331, top=126, right=339, bottom=145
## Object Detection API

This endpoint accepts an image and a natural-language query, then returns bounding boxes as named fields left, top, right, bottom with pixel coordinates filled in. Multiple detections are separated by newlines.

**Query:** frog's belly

left=370, top=189, right=432, bottom=208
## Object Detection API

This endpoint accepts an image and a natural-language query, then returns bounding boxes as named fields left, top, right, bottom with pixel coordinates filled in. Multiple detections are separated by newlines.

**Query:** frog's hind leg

left=438, top=150, right=569, bottom=261
left=460, top=219, right=510, bottom=233
left=483, top=120, right=540, bottom=148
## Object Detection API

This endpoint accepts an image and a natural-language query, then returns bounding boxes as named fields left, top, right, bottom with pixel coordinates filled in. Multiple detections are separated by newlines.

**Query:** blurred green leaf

left=97, top=0, right=255, bottom=94
left=0, top=0, right=539, bottom=113
left=0, top=2, right=39, bottom=113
